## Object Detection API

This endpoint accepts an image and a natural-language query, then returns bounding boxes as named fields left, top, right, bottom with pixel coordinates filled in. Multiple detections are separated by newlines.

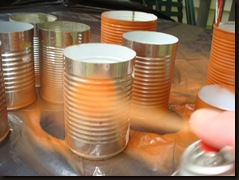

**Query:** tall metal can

left=122, top=31, right=178, bottom=110
left=63, top=43, right=136, bottom=160
left=0, top=41, right=10, bottom=143
left=173, top=140, right=235, bottom=176
left=9, top=13, right=57, bottom=87
left=0, top=21, right=36, bottom=110
left=38, top=21, right=90, bottom=104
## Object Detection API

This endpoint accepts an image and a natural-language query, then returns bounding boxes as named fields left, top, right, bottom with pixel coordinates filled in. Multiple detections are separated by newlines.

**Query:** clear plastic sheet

left=0, top=3, right=212, bottom=176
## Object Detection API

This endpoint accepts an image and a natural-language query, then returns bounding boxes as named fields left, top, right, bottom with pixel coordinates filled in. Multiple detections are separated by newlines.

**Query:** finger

left=189, top=108, right=235, bottom=152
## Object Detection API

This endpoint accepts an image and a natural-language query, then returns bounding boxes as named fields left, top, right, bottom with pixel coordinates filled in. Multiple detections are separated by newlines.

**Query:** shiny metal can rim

left=9, top=13, right=57, bottom=24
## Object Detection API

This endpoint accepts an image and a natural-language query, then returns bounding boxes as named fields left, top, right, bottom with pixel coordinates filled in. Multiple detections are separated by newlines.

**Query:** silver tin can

left=38, top=21, right=90, bottom=104
left=0, top=21, right=36, bottom=110
left=122, top=31, right=178, bottom=110
left=9, top=13, right=57, bottom=87
left=0, top=41, right=10, bottom=143
left=173, top=140, right=235, bottom=176
left=63, top=43, right=136, bottom=160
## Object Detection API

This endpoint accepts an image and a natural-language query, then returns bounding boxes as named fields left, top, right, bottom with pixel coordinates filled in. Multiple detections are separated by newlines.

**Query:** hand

left=189, top=108, right=235, bottom=155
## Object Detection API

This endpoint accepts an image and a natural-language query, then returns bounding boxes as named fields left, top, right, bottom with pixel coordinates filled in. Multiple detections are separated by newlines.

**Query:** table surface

left=0, top=3, right=213, bottom=176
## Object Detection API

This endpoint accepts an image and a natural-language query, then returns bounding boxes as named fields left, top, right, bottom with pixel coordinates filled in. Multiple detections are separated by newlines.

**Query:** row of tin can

left=0, top=11, right=177, bottom=111
left=0, top=11, right=234, bottom=175
left=0, top=14, right=91, bottom=110
left=0, top=11, right=178, bottom=161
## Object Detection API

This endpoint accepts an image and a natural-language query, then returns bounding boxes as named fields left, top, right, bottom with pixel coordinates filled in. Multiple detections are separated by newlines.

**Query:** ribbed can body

left=38, top=21, right=90, bottom=103
left=132, top=55, right=175, bottom=108
left=0, top=43, right=9, bottom=143
left=33, top=36, right=40, bottom=86
left=123, top=31, right=178, bottom=109
left=101, top=10, right=157, bottom=45
left=0, top=22, right=36, bottom=110
left=63, top=43, right=136, bottom=160
left=9, top=13, right=57, bottom=87
left=206, top=22, right=235, bottom=87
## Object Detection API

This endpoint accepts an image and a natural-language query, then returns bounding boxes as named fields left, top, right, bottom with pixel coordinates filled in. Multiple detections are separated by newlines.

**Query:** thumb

left=189, top=108, right=235, bottom=153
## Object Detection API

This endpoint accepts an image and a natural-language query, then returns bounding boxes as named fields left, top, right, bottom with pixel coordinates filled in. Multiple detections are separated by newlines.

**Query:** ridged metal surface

left=101, top=10, right=157, bottom=45
left=206, top=22, right=235, bottom=87
left=131, top=56, right=174, bottom=108
left=39, top=45, right=65, bottom=103
left=33, top=36, right=40, bottom=86
left=0, top=21, right=36, bottom=110
left=0, top=43, right=10, bottom=142
left=63, top=43, right=135, bottom=160
left=123, top=31, right=178, bottom=109
left=38, top=21, right=90, bottom=104
left=0, top=72, right=9, bottom=143
left=9, top=13, right=57, bottom=87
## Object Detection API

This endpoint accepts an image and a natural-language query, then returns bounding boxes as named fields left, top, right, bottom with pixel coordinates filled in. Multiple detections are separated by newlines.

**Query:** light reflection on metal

left=38, top=21, right=90, bottom=104
left=9, top=13, right=58, bottom=87
left=63, top=43, right=135, bottom=160
left=0, top=21, right=36, bottom=110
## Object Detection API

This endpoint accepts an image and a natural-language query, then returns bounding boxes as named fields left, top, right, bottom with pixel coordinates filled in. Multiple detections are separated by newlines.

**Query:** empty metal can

left=38, top=21, right=90, bottom=104
left=0, top=41, right=10, bottom=143
left=9, top=13, right=57, bottom=87
left=0, top=21, right=36, bottom=110
left=101, top=10, right=158, bottom=45
left=63, top=43, right=136, bottom=160
left=206, top=21, right=235, bottom=87
left=122, top=31, right=178, bottom=109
